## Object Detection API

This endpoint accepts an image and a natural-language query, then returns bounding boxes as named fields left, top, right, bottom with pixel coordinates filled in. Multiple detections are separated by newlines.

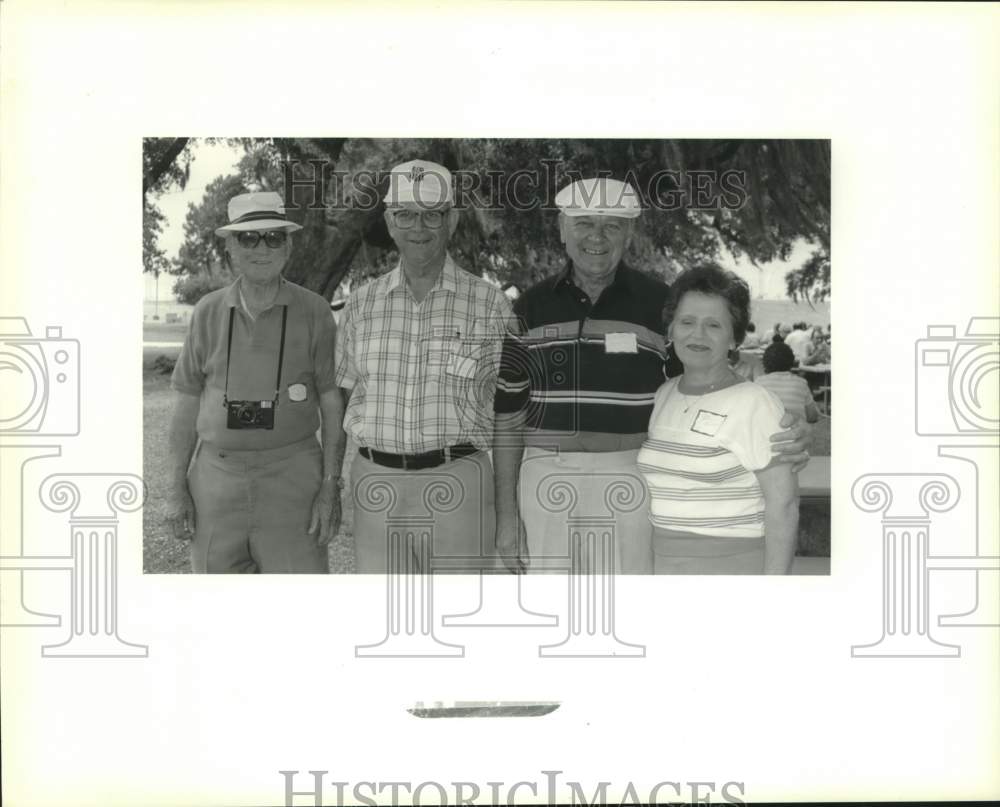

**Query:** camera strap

left=222, top=304, right=289, bottom=407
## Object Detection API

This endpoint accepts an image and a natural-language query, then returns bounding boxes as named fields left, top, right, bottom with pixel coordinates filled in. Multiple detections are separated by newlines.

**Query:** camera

left=0, top=317, right=80, bottom=435
left=226, top=399, right=275, bottom=430
left=915, top=317, right=999, bottom=436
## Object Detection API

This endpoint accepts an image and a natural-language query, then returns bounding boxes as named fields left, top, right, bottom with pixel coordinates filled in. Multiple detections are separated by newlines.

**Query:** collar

left=386, top=253, right=459, bottom=296
left=225, top=276, right=293, bottom=309
left=552, top=260, right=631, bottom=297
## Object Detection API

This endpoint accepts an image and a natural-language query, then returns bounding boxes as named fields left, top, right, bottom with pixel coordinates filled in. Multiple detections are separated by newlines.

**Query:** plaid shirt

left=334, top=255, right=513, bottom=453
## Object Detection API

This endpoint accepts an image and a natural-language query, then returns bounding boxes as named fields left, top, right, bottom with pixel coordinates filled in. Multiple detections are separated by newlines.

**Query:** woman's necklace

left=676, top=371, right=738, bottom=412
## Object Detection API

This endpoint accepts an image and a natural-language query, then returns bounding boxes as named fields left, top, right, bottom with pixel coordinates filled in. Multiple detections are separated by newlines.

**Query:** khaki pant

left=350, top=450, right=497, bottom=574
left=519, top=448, right=653, bottom=574
left=189, top=436, right=328, bottom=574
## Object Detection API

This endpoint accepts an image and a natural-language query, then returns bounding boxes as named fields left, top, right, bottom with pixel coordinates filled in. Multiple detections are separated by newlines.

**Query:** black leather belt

left=359, top=443, right=480, bottom=470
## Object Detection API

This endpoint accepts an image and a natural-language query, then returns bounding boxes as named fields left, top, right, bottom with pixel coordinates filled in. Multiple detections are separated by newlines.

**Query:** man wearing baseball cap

left=493, top=177, right=810, bottom=574
left=332, top=160, right=514, bottom=573
left=167, top=191, right=345, bottom=573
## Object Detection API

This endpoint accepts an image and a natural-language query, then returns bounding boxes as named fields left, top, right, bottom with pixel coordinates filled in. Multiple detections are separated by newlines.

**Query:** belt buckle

left=442, top=446, right=451, bottom=465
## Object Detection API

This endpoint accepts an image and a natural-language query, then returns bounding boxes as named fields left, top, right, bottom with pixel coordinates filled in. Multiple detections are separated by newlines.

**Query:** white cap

left=214, top=191, right=302, bottom=235
left=554, top=177, right=641, bottom=218
left=383, top=159, right=453, bottom=207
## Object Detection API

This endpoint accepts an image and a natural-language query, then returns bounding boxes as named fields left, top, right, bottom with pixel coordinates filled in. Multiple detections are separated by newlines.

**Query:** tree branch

left=143, top=138, right=189, bottom=197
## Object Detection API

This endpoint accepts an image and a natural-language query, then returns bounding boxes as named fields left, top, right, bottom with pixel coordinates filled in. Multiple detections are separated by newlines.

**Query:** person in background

left=740, top=321, right=761, bottom=349
left=755, top=342, right=820, bottom=423
left=784, top=321, right=813, bottom=364
left=638, top=264, right=799, bottom=574
left=801, top=326, right=830, bottom=366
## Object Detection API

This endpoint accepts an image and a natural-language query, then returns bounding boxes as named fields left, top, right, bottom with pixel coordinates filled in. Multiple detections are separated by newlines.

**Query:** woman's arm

left=754, top=461, right=799, bottom=574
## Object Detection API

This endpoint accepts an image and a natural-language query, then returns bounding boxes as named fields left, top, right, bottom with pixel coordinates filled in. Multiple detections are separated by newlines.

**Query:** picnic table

left=794, top=363, right=832, bottom=415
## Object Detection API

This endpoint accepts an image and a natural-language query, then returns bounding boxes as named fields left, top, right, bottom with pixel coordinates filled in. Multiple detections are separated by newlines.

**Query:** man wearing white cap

left=167, top=191, right=344, bottom=573
left=493, top=177, right=809, bottom=573
left=332, top=160, right=514, bottom=572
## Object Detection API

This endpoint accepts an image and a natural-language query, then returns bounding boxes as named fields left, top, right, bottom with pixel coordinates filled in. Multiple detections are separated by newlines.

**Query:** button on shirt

left=171, top=277, right=338, bottom=450
left=334, top=255, right=514, bottom=453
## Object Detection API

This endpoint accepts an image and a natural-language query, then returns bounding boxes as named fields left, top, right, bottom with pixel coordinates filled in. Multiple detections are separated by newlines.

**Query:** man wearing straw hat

left=166, top=191, right=344, bottom=573
left=332, top=159, right=513, bottom=573
left=493, top=177, right=809, bottom=574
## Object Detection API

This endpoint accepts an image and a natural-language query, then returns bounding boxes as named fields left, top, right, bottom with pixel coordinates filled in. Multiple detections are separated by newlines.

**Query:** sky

left=144, top=139, right=815, bottom=302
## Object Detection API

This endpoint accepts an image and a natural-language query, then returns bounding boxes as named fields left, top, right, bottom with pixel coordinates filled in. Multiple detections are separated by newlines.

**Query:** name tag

left=691, top=409, right=726, bottom=437
left=605, top=332, right=638, bottom=353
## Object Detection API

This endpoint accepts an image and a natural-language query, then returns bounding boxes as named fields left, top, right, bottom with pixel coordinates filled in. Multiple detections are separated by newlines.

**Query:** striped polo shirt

left=637, top=379, right=785, bottom=538
left=494, top=262, right=681, bottom=452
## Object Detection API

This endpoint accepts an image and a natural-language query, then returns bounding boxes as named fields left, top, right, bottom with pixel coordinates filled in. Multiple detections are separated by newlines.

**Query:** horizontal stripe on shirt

left=650, top=512, right=765, bottom=528
left=637, top=462, right=749, bottom=484
left=494, top=263, right=672, bottom=441
left=648, top=485, right=763, bottom=500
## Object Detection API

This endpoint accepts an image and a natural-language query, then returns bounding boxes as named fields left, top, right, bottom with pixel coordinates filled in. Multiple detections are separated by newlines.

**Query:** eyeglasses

left=235, top=230, right=288, bottom=249
left=390, top=209, right=448, bottom=230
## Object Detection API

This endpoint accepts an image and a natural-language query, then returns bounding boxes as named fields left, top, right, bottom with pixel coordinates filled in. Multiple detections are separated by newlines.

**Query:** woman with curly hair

left=637, top=264, right=799, bottom=574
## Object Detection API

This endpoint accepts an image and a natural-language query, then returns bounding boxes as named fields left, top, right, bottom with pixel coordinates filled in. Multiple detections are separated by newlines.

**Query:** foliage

left=143, top=138, right=191, bottom=196
left=153, top=138, right=832, bottom=305
left=173, top=174, right=246, bottom=277
left=785, top=248, right=831, bottom=304
left=142, top=138, right=193, bottom=275
left=142, top=200, right=170, bottom=276
left=172, top=272, right=231, bottom=306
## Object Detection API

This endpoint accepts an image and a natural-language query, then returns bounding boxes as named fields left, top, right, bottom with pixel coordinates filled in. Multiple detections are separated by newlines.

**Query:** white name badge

left=691, top=409, right=727, bottom=437
left=605, top=332, right=638, bottom=353
left=287, top=383, right=308, bottom=402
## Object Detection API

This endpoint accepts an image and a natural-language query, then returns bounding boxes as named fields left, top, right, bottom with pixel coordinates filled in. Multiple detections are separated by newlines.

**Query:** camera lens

left=237, top=405, right=256, bottom=424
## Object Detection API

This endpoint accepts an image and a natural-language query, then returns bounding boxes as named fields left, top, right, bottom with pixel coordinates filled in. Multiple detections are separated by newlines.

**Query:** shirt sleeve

left=170, top=303, right=207, bottom=396
left=333, top=297, right=357, bottom=390
left=493, top=298, right=531, bottom=415
left=312, top=301, right=338, bottom=394
left=795, top=376, right=813, bottom=412
left=716, top=385, right=785, bottom=472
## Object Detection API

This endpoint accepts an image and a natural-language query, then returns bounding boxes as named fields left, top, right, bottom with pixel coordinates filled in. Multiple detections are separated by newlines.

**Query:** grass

left=142, top=344, right=832, bottom=571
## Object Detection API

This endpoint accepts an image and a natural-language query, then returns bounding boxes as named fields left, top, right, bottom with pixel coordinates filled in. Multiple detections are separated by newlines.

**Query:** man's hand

left=769, top=411, right=813, bottom=473
left=496, top=516, right=529, bottom=574
left=166, top=486, right=196, bottom=541
left=308, top=478, right=343, bottom=546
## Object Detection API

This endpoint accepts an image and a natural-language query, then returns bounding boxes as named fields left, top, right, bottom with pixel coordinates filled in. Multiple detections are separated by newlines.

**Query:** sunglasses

left=235, top=230, right=288, bottom=249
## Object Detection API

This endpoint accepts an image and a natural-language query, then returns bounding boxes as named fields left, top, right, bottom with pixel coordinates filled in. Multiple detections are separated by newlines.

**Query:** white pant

left=519, top=447, right=653, bottom=574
